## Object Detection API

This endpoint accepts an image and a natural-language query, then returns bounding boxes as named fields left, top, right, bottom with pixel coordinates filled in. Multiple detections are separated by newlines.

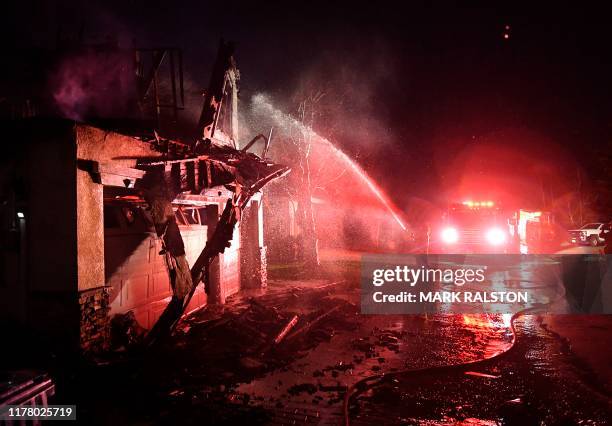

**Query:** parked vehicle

left=568, top=223, right=607, bottom=246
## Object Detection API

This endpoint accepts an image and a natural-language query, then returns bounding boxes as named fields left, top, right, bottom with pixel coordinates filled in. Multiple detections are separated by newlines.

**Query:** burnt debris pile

left=174, top=298, right=356, bottom=376
left=146, top=291, right=359, bottom=396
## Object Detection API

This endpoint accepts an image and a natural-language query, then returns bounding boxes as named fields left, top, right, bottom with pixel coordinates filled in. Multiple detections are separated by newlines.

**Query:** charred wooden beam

left=196, top=40, right=236, bottom=143
left=140, top=166, right=193, bottom=301
left=144, top=157, right=290, bottom=345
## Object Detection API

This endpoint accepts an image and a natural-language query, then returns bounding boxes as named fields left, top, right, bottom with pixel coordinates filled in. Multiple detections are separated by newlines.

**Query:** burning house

left=0, top=40, right=288, bottom=353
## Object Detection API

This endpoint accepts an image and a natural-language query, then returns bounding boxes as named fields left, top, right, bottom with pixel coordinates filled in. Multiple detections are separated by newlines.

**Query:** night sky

left=6, top=1, right=612, bottom=210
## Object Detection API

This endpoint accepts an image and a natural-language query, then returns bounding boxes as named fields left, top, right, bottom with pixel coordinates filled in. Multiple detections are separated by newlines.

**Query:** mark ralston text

left=372, top=290, right=529, bottom=304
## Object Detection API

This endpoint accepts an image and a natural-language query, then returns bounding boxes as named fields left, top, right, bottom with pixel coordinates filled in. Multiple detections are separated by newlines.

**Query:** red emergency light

left=462, top=200, right=495, bottom=208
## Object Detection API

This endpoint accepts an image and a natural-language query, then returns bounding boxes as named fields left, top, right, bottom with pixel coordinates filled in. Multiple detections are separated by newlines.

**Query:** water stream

left=251, top=94, right=407, bottom=231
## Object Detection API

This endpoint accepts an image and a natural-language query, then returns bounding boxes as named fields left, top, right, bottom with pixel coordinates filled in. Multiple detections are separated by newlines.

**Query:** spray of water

left=251, top=93, right=407, bottom=231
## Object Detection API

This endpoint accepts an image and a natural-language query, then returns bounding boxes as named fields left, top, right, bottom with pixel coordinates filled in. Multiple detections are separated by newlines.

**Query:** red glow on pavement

left=463, top=314, right=513, bottom=329
left=463, top=314, right=494, bottom=328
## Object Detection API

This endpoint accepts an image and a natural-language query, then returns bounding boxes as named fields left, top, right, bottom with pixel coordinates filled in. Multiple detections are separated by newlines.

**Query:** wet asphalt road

left=237, top=254, right=611, bottom=425
left=349, top=314, right=611, bottom=425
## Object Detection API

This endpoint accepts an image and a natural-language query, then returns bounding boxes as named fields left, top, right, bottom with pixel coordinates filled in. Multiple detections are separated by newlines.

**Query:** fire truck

left=433, top=201, right=556, bottom=254
left=434, top=201, right=515, bottom=253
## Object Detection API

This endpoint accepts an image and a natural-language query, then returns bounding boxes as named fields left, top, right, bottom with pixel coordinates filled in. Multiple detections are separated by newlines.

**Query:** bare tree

left=250, top=90, right=353, bottom=269
left=554, top=168, right=598, bottom=228
left=284, top=92, right=326, bottom=268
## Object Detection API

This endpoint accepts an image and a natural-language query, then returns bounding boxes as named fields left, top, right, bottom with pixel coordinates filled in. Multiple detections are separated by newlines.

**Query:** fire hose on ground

left=342, top=263, right=571, bottom=426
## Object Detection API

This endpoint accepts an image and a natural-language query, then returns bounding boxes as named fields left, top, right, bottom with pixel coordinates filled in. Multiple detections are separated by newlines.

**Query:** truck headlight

left=486, top=227, right=506, bottom=245
left=441, top=227, right=459, bottom=244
